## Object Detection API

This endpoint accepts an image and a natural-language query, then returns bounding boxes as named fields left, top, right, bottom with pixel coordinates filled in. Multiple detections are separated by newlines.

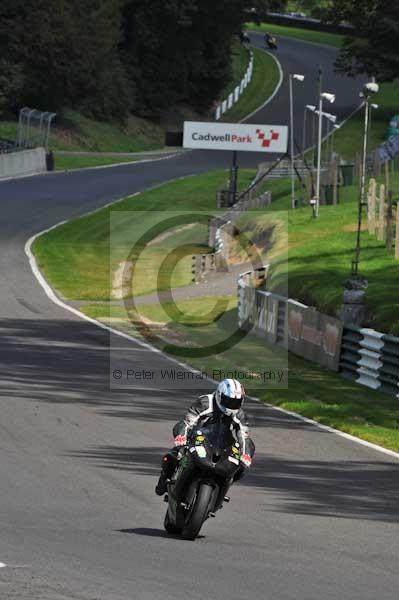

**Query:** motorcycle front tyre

left=182, top=483, right=213, bottom=541
left=164, top=508, right=182, bottom=534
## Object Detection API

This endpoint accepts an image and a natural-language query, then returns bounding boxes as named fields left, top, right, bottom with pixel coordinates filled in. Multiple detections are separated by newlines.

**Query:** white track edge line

left=240, top=46, right=284, bottom=124
left=25, top=215, right=399, bottom=462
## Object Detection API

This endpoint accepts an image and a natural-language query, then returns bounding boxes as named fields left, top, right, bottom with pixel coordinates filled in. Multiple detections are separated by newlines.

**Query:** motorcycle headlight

left=196, top=446, right=207, bottom=458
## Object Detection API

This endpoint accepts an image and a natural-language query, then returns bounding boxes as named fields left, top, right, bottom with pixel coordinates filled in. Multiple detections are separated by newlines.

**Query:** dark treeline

left=0, top=0, right=281, bottom=121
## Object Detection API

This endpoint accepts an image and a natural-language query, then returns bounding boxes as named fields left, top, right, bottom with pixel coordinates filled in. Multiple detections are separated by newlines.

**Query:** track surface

left=1, top=35, right=398, bottom=600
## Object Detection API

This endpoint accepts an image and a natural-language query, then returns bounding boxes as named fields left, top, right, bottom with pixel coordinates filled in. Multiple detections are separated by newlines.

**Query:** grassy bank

left=246, top=21, right=344, bottom=48
left=221, top=46, right=280, bottom=122
left=32, top=169, right=255, bottom=300
left=0, top=111, right=165, bottom=153
left=252, top=172, right=399, bottom=334
left=221, top=40, right=251, bottom=99
left=333, top=80, right=399, bottom=160
left=33, top=167, right=399, bottom=330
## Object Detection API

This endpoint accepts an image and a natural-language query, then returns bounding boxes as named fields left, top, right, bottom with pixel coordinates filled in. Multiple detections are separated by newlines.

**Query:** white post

left=290, top=75, right=296, bottom=210
left=315, top=95, right=323, bottom=217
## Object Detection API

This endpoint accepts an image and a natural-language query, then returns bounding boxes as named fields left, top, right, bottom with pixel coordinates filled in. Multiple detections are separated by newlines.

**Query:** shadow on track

left=118, top=528, right=205, bottom=540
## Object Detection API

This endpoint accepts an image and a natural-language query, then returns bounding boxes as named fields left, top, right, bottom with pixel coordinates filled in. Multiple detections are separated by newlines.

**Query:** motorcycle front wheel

left=182, top=483, right=213, bottom=541
left=164, top=509, right=182, bottom=534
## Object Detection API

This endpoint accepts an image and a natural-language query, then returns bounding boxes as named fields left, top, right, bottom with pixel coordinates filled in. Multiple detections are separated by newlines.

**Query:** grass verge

left=54, top=154, right=138, bottom=171
left=32, top=169, right=255, bottom=301
left=333, top=81, right=399, bottom=160
left=252, top=172, right=399, bottom=334
left=221, top=46, right=280, bottom=122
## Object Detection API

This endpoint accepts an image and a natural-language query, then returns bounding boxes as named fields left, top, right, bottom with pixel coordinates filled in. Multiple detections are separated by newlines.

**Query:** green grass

left=32, top=169, right=255, bottom=301
left=0, top=110, right=164, bottom=153
left=221, top=41, right=251, bottom=99
left=333, top=80, right=399, bottom=160
left=246, top=21, right=344, bottom=48
left=221, top=46, right=280, bottom=122
left=54, top=154, right=138, bottom=171
left=33, top=165, right=399, bottom=333
left=81, top=296, right=399, bottom=453
left=249, top=173, right=399, bottom=334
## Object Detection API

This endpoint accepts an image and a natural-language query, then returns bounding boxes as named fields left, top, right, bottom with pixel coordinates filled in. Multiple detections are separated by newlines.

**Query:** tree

left=121, top=0, right=250, bottom=116
left=0, top=0, right=129, bottom=119
left=332, top=0, right=399, bottom=82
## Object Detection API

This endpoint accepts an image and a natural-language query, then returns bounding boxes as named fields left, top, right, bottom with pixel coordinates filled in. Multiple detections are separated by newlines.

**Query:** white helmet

left=215, top=379, right=245, bottom=416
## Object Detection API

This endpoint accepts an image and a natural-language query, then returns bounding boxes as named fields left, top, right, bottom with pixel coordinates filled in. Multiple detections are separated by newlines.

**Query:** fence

left=192, top=190, right=272, bottom=283
left=340, top=327, right=399, bottom=397
left=17, top=107, right=56, bottom=152
left=238, top=268, right=343, bottom=371
left=238, top=268, right=399, bottom=397
left=0, top=147, right=47, bottom=180
left=215, top=51, right=254, bottom=121
left=367, top=178, right=399, bottom=260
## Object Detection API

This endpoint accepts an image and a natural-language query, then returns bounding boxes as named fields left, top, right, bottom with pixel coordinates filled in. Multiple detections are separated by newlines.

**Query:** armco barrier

left=339, top=328, right=399, bottom=397
left=215, top=51, right=253, bottom=120
left=239, top=269, right=399, bottom=396
left=238, top=269, right=343, bottom=371
left=0, top=147, right=47, bottom=180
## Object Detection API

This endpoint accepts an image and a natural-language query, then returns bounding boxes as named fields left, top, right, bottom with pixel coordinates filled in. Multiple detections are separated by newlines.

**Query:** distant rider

left=155, top=379, right=255, bottom=496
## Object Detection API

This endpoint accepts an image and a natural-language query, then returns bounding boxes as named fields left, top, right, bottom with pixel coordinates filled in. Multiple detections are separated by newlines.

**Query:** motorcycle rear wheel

left=182, top=483, right=213, bottom=541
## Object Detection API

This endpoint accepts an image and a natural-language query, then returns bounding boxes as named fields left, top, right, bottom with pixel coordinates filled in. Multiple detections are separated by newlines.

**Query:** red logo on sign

left=256, top=129, right=280, bottom=148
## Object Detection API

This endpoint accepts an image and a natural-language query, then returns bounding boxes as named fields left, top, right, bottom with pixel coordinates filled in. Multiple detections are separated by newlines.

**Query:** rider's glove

left=241, top=454, right=252, bottom=467
left=174, top=434, right=187, bottom=447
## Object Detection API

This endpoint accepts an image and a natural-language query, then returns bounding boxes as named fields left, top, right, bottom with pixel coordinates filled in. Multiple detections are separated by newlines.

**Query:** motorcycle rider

left=155, top=378, right=255, bottom=496
left=264, top=31, right=277, bottom=48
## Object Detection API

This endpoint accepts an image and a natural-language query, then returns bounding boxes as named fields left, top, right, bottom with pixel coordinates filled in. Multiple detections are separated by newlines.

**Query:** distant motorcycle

left=163, top=421, right=242, bottom=540
left=265, top=34, right=278, bottom=50
left=240, top=31, right=250, bottom=44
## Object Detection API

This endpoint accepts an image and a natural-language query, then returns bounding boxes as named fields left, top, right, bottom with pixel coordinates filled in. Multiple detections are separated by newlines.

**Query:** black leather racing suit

left=158, top=393, right=255, bottom=483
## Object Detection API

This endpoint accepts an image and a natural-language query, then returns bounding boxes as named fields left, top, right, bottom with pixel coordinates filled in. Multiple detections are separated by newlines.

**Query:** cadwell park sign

left=183, top=121, right=288, bottom=154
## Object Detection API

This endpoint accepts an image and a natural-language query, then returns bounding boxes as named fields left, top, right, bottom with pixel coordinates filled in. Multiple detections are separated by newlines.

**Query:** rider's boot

left=155, top=451, right=178, bottom=496
left=155, top=472, right=168, bottom=496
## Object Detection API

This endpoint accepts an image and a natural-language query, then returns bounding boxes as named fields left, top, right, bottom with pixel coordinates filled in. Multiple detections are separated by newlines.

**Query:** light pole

left=315, top=92, right=336, bottom=217
left=324, top=113, right=337, bottom=163
left=289, top=73, right=305, bottom=209
left=302, top=104, right=316, bottom=165
left=331, top=123, right=340, bottom=159
left=367, top=103, right=379, bottom=155
left=352, top=82, right=379, bottom=276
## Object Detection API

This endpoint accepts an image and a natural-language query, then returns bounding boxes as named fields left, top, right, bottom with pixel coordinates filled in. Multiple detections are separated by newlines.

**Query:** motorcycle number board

left=183, top=121, right=288, bottom=153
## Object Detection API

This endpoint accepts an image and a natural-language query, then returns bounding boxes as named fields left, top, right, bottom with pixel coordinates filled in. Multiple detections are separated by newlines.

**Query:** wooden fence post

left=378, top=184, right=386, bottom=242
left=396, top=205, right=399, bottom=260
left=368, top=178, right=377, bottom=234
left=332, top=158, right=339, bottom=205
left=386, top=191, right=394, bottom=253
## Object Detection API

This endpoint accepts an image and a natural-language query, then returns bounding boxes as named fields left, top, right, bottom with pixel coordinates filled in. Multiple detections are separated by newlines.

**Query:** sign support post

left=229, top=151, right=238, bottom=206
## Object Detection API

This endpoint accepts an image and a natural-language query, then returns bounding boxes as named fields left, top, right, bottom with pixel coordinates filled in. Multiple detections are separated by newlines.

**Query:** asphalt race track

left=0, top=35, right=398, bottom=600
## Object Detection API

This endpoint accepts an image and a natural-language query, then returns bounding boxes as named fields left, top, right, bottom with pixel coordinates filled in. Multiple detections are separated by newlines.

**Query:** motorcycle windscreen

left=199, top=421, right=234, bottom=455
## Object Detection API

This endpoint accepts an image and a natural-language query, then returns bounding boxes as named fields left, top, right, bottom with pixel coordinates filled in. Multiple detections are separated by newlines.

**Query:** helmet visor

left=220, top=393, right=242, bottom=410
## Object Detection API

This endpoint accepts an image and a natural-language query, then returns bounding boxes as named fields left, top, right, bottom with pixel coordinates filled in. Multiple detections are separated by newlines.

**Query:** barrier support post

left=378, top=184, right=386, bottom=242
left=368, top=178, right=376, bottom=235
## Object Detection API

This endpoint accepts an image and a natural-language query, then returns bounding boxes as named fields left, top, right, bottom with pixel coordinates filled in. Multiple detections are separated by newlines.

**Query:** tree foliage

left=0, top=0, right=285, bottom=120
left=331, top=0, right=399, bottom=82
